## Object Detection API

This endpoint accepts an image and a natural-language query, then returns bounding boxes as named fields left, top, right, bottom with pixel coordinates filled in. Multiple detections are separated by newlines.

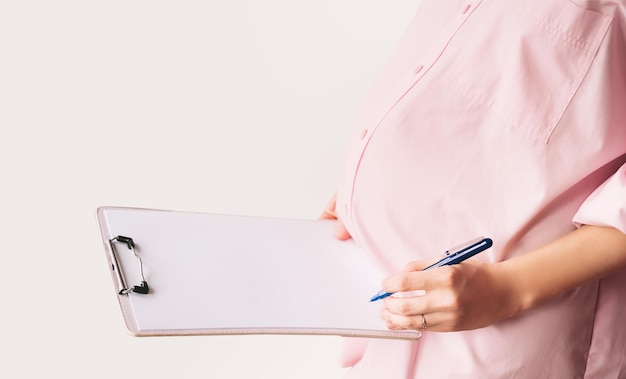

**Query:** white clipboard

left=96, top=206, right=420, bottom=340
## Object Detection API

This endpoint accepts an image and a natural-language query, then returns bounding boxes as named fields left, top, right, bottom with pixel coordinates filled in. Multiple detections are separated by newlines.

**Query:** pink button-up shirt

left=335, top=1, right=626, bottom=377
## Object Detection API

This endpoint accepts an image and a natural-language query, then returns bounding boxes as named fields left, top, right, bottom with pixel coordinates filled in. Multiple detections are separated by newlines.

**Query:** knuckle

left=396, top=301, right=412, bottom=315
left=398, top=275, right=413, bottom=291
left=439, top=266, right=462, bottom=288
left=398, top=317, right=416, bottom=330
left=403, top=261, right=420, bottom=272
left=446, top=291, right=462, bottom=310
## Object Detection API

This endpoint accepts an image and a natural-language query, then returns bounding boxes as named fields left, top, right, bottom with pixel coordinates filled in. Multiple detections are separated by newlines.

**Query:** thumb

left=335, top=219, right=351, bottom=240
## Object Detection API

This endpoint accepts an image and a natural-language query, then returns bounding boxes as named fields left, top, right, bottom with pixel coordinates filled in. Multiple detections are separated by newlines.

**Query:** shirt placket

left=339, top=1, right=483, bottom=236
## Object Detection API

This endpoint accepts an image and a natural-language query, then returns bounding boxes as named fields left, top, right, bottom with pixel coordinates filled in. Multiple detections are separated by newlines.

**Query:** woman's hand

left=320, top=192, right=351, bottom=240
left=380, top=225, right=626, bottom=332
left=380, top=259, right=520, bottom=332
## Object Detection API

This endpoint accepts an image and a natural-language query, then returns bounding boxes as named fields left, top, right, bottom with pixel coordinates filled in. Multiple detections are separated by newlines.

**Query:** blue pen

left=369, top=237, right=493, bottom=302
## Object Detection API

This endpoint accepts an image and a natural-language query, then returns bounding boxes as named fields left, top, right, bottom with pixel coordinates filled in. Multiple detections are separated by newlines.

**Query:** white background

left=0, top=1, right=420, bottom=378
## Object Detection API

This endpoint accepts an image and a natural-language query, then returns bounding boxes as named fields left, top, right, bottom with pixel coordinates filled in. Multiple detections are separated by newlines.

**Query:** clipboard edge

left=96, top=207, right=142, bottom=335
left=127, top=327, right=420, bottom=341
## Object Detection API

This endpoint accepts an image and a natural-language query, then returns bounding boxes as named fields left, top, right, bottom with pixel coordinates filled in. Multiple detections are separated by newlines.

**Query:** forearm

left=502, top=225, right=626, bottom=314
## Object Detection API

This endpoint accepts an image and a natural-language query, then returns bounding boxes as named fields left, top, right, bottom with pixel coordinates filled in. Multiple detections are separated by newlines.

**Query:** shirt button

left=360, top=129, right=368, bottom=139
left=413, top=65, right=424, bottom=75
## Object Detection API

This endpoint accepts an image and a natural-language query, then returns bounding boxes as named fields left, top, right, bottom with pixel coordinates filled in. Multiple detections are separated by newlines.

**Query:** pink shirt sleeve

left=573, top=163, right=626, bottom=234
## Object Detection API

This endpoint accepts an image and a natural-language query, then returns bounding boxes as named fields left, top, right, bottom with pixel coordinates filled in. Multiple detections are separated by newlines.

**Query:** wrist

left=468, top=261, right=531, bottom=324
left=488, top=260, right=532, bottom=319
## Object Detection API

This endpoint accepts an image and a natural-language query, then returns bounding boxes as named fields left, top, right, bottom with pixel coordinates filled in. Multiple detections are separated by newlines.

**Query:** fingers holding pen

left=377, top=270, right=434, bottom=330
left=379, top=285, right=460, bottom=331
left=376, top=239, right=499, bottom=332
left=379, top=264, right=479, bottom=332
left=379, top=261, right=517, bottom=332
left=382, top=262, right=454, bottom=294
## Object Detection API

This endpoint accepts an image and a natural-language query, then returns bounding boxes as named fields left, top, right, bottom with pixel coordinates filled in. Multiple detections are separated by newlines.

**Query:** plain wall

left=0, top=1, right=420, bottom=378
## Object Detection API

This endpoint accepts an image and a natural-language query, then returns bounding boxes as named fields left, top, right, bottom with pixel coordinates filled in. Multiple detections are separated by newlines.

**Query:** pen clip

left=444, top=236, right=485, bottom=256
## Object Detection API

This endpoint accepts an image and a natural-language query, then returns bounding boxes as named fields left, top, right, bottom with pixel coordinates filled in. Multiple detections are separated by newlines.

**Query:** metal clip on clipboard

left=108, top=235, right=150, bottom=295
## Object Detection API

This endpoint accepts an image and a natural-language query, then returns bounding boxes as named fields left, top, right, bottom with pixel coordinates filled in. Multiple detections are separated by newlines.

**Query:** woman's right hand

left=320, top=193, right=352, bottom=240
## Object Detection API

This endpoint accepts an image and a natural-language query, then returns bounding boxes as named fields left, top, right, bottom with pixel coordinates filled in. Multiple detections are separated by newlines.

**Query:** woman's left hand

left=380, top=260, right=520, bottom=332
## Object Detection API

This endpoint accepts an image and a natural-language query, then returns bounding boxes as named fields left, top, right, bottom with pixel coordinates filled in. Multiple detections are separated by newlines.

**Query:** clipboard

left=96, top=206, right=420, bottom=340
